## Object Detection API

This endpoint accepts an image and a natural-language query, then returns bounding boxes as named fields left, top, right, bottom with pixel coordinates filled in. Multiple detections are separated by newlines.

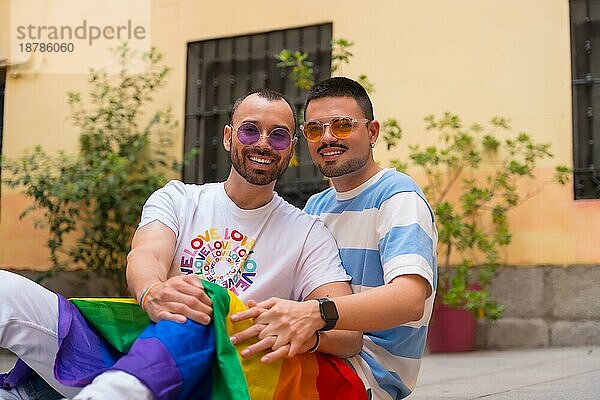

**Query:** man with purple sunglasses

left=0, top=89, right=362, bottom=399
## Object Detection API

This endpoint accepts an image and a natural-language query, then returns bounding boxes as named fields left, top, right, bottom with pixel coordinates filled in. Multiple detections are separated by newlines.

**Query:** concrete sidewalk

left=2, top=347, right=599, bottom=399
left=413, top=346, right=600, bottom=399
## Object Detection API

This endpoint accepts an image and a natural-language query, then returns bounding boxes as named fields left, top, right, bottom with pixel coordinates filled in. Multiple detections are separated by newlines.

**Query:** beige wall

left=1, top=0, right=598, bottom=269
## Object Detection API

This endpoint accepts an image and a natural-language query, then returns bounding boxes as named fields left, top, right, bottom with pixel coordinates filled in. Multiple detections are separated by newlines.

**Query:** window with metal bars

left=570, top=0, right=600, bottom=199
left=183, top=24, right=332, bottom=207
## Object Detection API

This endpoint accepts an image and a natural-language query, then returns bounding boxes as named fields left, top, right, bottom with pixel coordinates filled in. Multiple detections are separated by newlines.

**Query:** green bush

left=2, top=43, right=182, bottom=293
left=387, top=113, right=570, bottom=321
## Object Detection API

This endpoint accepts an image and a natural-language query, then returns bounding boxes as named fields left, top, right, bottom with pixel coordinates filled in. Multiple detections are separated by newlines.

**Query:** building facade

left=0, top=0, right=598, bottom=347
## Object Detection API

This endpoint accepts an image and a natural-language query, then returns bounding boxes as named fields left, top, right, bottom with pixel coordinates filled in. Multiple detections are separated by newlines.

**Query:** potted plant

left=384, top=113, right=570, bottom=351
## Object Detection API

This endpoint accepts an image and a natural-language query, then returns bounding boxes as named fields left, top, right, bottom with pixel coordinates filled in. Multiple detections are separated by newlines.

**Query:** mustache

left=243, top=146, right=280, bottom=160
left=317, top=143, right=348, bottom=153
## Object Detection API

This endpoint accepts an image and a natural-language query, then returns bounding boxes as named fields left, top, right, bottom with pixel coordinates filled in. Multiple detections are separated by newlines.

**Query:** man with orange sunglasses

left=232, top=77, right=438, bottom=400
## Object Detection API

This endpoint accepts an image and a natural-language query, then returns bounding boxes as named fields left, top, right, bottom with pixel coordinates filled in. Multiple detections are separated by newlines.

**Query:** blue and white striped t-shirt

left=304, top=168, right=438, bottom=400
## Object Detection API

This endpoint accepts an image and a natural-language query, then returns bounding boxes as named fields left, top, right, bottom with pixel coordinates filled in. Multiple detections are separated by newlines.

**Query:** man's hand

left=238, top=332, right=319, bottom=364
left=127, top=222, right=213, bottom=324
left=142, top=274, right=213, bottom=324
left=230, top=297, right=324, bottom=359
left=230, top=303, right=320, bottom=364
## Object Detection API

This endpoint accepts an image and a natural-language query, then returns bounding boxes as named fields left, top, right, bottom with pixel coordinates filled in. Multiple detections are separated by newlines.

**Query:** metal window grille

left=183, top=24, right=332, bottom=207
left=570, top=0, right=600, bottom=199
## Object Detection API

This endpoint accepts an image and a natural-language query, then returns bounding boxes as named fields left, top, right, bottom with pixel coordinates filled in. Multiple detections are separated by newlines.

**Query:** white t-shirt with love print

left=139, top=180, right=350, bottom=302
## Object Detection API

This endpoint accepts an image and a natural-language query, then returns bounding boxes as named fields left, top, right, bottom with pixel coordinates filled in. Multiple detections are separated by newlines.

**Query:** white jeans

left=0, top=271, right=80, bottom=398
left=0, top=271, right=153, bottom=400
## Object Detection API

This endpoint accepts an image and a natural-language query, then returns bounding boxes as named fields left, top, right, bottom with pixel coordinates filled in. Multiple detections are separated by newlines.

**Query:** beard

left=313, top=144, right=370, bottom=178
left=231, top=145, right=290, bottom=185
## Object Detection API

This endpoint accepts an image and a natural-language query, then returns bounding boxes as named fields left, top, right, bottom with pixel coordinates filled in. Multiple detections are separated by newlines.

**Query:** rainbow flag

left=52, top=280, right=367, bottom=400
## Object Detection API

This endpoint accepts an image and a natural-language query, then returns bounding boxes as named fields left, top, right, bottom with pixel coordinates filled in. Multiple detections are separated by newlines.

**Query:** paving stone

left=490, top=267, right=545, bottom=318
left=487, top=318, right=549, bottom=349
left=5, top=269, right=125, bottom=297
left=546, top=266, right=600, bottom=320
left=551, top=320, right=600, bottom=346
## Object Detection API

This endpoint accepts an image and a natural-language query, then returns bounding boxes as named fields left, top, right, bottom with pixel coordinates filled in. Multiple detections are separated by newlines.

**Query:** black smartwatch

left=316, top=297, right=339, bottom=331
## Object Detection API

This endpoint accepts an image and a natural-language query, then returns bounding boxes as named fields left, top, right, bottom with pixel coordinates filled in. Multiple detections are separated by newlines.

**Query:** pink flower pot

left=427, top=302, right=476, bottom=352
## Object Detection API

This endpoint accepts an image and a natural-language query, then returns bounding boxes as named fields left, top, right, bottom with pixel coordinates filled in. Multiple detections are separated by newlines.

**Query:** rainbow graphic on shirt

left=179, top=228, right=258, bottom=296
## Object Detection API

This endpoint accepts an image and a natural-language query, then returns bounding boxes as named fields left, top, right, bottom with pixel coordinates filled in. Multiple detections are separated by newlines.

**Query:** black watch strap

left=316, top=297, right=339, bottom=331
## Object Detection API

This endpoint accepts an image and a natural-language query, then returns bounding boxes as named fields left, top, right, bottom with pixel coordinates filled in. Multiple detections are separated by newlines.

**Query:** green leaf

left=382, top=118, right=402, bottom=150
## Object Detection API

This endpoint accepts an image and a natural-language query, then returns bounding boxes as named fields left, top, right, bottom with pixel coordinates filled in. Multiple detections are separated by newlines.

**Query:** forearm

left=318, top=330, right=363, bottom=358
left=333, top=275, right=429, bottom=331
left=297, top=297, right=363, bottom=358
left=126, top=248, right=169, bottom=301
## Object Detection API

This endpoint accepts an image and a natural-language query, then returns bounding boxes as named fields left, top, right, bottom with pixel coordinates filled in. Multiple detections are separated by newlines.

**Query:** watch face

left=321, top=300, right=339, bottom=320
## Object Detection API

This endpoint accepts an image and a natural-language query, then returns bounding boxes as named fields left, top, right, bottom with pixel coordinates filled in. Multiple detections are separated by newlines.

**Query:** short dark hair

left=304, top=77, right=374, bottom=120
left=230, top=89, right=297, bottom=127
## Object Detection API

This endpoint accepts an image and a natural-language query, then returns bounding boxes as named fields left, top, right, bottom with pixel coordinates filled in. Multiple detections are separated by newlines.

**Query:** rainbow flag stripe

left=54, top=281, right=366, bottom=400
